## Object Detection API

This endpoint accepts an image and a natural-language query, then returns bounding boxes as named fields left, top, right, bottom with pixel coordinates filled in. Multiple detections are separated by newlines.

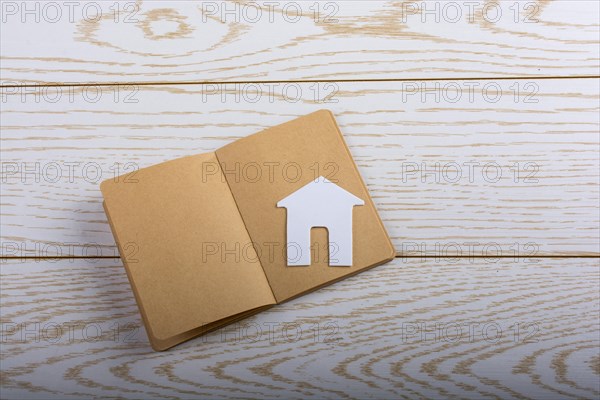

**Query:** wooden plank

left=1, top=1, right=598, bottom=85
left=1, top=78, right=599, bottom=257
left=1, top=257, right=598, bottom=399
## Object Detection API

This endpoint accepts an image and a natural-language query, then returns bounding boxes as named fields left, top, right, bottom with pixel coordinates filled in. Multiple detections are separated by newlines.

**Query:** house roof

left=277, top=176, right=364, bottom=208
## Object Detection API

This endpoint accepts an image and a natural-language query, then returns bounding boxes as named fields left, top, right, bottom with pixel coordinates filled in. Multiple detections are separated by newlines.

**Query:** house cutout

left=277, top=176, right=364, bottom=266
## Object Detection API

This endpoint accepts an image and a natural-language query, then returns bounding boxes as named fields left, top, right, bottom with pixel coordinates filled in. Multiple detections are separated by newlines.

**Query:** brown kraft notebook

left=100, top=110, right=396, bottom=350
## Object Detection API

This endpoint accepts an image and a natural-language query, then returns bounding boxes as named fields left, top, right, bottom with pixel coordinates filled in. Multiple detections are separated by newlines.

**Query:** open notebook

left=101, top=110, right=395, bottom=350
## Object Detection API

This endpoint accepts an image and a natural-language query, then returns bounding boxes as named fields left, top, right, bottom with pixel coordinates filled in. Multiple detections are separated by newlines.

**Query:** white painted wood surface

left=2, top=79, right=599, bottom=256
left=1, top=258, right=599, bottom=399
left=1, top=1, right=599, bottom=85
left=1, top=1, right=599, bottom=398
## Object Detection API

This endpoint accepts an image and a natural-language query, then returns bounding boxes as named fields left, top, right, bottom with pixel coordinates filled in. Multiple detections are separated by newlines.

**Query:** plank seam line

left=1, top=75, right=599, bottom=89
left=1, top=255, right=599, bottom=260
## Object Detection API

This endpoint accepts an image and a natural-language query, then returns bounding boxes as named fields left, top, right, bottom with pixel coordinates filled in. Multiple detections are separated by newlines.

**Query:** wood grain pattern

left=1, top=258, right=598, bottom=399
left=1, top=1, right=599, bottom=85
left=1, top=1, right=599, bottom=397
left=2, top=78, right=599, bottom=256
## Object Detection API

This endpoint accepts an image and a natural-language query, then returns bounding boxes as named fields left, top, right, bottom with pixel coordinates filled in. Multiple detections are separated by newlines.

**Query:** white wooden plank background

left=2, top=78, right=599, bottom=257
left=1, top=1, right=599, bottom=85
left=1, top=0, right=599, bottom=398
left=1, top=257, right=599, bottom=399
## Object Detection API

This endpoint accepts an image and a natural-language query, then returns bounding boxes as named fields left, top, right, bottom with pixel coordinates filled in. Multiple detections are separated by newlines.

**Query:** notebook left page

left=101, top=153, right=276, bottom=350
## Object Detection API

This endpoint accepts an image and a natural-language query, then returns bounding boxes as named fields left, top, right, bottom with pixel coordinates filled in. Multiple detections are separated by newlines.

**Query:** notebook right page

left=216, top=110, right=395, bottom=303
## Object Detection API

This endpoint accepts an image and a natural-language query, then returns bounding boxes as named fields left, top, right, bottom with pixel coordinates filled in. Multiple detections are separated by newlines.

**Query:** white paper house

left=277, top=176, right=364, bottom=266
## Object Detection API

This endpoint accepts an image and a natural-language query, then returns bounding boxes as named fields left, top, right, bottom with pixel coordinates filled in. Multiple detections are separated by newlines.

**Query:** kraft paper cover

left=101, top=110, right=395, bottom=350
